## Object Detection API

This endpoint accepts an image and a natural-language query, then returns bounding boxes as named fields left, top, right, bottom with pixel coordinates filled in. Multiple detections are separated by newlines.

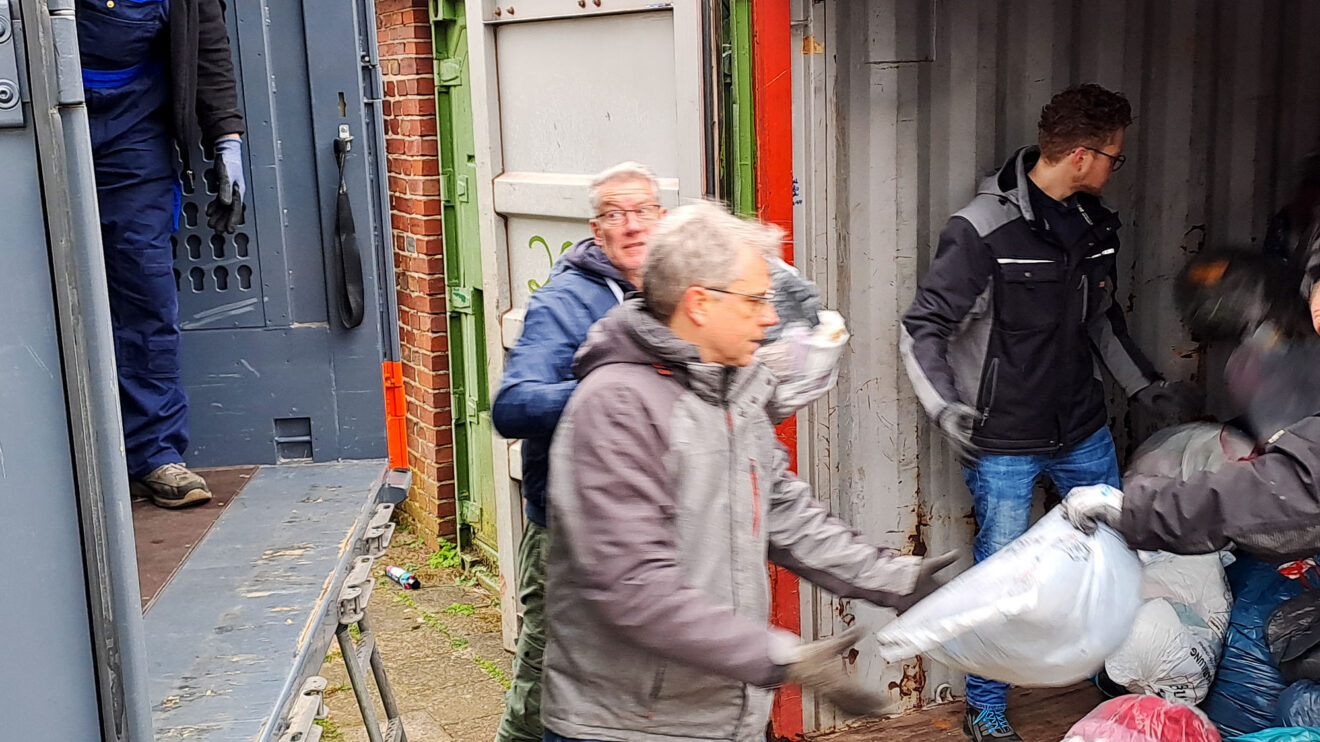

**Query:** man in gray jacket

left=540, top=200, right=957, bottom=742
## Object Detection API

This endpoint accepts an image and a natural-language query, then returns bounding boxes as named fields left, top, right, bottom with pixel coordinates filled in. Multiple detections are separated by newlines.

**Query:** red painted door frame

left=752, top=1, right=802, bottom=737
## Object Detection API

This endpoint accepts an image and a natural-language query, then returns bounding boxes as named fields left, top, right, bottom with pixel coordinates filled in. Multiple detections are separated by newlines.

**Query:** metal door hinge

left=447, top=285, right=474, bottom=314
left=436, top=57, right=462, bottom=86
left=459, top=496, right=481, bottom=524
left=337, top=555, right=377, bottom=625
left=363, top=503, right=396, bottom=557
left=0, top=0, right=24, bottom=127
left=439, top=170, right=468, bottom=204
left=277, top=676, right=328, bottom=742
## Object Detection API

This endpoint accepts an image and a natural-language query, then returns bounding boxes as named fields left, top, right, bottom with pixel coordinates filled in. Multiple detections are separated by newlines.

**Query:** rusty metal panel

left=792, top=0, right=1320, bottom=730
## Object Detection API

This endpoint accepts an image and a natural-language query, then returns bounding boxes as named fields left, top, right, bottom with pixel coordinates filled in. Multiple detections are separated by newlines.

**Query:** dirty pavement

left=316, top=527, right=511, bottom=742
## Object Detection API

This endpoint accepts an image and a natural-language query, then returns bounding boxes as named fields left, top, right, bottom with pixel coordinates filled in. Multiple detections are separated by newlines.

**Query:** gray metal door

left=176, top=0, right=397, bottom=466
left=464, top=0, right=710, bottom=646
left=3, top=0, right=151, bottom=739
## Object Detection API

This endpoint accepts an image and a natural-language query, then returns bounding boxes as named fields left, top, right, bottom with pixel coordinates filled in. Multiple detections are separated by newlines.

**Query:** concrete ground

left=315, top=528, right=511, bottom=742
left=311, top=527, right=1093, bottom=742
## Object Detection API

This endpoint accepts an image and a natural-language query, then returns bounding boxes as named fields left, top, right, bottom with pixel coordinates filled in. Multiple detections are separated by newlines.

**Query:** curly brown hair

left=1037, top=84, right=1133, bottom=162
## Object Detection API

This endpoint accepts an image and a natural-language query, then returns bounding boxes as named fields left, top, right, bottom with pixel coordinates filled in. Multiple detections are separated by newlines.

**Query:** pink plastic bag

left=1062, top=695, right=1221, bottom=742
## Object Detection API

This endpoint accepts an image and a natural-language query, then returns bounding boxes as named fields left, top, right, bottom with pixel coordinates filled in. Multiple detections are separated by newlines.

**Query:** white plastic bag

left=1125, top=422, right=1255, bottom=480
left=1103, top=552, right=1232, bottom=704
left=873, top=509, right=1142, bottom=686
left=756, top=310, right=848, bottom=414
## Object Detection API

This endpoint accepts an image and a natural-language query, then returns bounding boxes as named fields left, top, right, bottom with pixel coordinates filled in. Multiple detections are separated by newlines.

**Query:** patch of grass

left=394, top=590, right=451, bottom=636
left=443, top=602, right=475, bottom=616
left=386, top=582, right=508, bottom=687
left=324, top=682, right=352, bottom=698
left=454, top=574, right=478, bottom=588
left=323, top=648, right=342, bottom=664
left=314, top=718, right=345, bottom=742
left=428, top=537, right=462, bottom=569
left=348, top=623, right=361, bottom=642
left=475, top=657, right=512, bottom=689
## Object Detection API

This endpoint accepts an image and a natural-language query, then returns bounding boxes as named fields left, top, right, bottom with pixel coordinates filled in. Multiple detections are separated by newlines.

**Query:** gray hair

left=642, top=200, right=783, bottom=322
left=589, top=161, right=661, bottom=214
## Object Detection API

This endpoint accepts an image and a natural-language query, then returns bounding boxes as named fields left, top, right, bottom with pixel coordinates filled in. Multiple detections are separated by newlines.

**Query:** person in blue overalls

left=78, top=0, right=245, bottom=508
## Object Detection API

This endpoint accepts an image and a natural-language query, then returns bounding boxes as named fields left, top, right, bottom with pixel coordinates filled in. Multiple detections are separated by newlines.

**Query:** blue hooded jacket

left=492, top=238, right=633, bottom=526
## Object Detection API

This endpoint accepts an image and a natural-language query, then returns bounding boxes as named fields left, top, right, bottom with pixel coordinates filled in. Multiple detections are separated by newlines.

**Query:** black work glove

left=784, top=626, right=886, bottom=717
left=937, top=402, right=979, bottom=463
left=886, top=550, right=964, bottom=614
left=1131, top=380, right=1204, bottom=429
left=206, top=137, right=247, bottom=235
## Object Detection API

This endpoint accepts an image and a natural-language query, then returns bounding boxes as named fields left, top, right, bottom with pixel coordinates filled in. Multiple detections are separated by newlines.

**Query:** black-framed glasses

left=594, top=204, right=663, bottom=226
left=1082, top=146, right=1127, bottom=172
left=702, top=286, right=777, bottom=305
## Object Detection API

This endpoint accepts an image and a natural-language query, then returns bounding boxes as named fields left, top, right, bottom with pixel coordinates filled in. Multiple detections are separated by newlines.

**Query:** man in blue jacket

left=491, top=161, right=665, bottom=742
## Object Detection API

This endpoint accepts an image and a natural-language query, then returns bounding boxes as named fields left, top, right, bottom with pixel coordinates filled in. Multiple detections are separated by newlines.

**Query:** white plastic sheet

left=873, top=509, right=1142, bottom=686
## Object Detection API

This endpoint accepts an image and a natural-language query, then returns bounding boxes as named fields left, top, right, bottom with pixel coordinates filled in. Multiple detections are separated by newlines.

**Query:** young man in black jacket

left=900, top=84, right=1199, bottom=742
left=77, top=0, right=246, bottom=508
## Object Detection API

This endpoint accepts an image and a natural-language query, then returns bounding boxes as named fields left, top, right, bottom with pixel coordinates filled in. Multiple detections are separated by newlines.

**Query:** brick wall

left=376, top=0, right=456, bottom=546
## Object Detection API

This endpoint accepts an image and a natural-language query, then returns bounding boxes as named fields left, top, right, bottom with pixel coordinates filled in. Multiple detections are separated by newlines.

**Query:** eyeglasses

left=1081, top=146, right=1127, bottom=172
left=594, top=204, right=663, bottom=226
left=702, top=286, right=777, bottom=306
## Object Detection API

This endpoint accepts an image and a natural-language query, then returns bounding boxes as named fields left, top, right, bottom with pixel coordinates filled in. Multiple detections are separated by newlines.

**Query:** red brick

left=409, top=404, right=452, bottom=429
left=404, top=293, right=447, bottom=314
left=433, top=498, right=457, bottom=520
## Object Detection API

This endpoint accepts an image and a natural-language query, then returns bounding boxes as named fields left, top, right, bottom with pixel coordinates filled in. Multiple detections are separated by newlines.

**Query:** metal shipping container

left=790, top=0, right=1320, bottom=731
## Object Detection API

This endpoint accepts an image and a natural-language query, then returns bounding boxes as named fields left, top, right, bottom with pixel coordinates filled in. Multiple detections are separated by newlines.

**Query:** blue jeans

left=961, top=426, right=1120, bottom=712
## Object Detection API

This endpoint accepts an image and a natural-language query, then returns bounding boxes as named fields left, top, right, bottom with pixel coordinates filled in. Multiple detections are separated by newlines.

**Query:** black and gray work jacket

left=901, top=146, right=1158, bottom=455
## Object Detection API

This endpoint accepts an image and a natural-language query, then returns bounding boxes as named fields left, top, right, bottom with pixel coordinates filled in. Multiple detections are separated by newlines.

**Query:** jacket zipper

left=978, top=358, right=999, bottom=420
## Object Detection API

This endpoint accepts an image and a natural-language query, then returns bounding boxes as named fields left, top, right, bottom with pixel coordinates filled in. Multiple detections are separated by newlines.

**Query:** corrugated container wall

left=790, top=0, right=1320, bottom=731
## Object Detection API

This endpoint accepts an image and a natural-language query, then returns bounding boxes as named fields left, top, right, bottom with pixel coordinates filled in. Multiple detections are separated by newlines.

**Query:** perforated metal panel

left=172, top=144, right=265, bottom=329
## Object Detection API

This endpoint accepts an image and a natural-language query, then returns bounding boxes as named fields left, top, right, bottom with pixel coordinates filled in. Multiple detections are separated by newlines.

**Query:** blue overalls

left=78, top=0, right=188, bottom=479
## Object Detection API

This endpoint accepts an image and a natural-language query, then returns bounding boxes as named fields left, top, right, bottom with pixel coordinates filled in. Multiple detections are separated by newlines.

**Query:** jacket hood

left=574, top=299, right=747, bottom=407
left=551, top=238, right=635, bottom=289
left=979, top=145, right=1116, bottom=228
left=977, top=145, right=1041, bottom=226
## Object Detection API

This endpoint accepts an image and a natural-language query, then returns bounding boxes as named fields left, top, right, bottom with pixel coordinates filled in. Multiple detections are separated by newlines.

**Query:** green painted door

left=431, top=0, right=498, bottom=565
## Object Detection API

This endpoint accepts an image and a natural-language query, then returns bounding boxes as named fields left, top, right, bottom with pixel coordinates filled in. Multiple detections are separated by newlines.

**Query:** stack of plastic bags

left=1098, top=422, right=1249, bottom=704
left=1201, top=555, right=1306, bottom=737
left=1103, top=551, right=1233, bottom=703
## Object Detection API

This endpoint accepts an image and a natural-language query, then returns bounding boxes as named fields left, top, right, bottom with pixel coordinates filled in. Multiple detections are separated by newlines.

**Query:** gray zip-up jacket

left=1121, top=415, right=1320, bottom=561
left=541, top=300, right=923, bottom=742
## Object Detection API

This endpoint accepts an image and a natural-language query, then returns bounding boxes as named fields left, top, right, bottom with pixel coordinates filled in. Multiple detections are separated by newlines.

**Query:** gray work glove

left=886, top=550, right=964, bottom=614
left=784, top=626, right=886, bottom=717
left=937, top=402, right=979, bottom=463
left=1131, top=380, right=1203, bottom=429
left=1060, top=484, right=1124, bottom=535
left=207, top=136, right=247, bottom=235
left=765, top=258, right=823, bottom=343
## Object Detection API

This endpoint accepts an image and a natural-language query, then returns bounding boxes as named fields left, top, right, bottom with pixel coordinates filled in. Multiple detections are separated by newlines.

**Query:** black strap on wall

left=333, top=132, right=366, bottom=329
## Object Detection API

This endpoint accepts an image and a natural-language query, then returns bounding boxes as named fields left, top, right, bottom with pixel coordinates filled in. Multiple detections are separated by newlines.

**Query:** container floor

left=807, top=683, right=1104, bottom=742
left=132, top=465, right=258, bottom=608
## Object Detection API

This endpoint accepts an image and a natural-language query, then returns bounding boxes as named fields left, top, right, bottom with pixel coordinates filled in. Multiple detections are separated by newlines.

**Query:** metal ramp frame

left=144, top=460, right=408, bottom=741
